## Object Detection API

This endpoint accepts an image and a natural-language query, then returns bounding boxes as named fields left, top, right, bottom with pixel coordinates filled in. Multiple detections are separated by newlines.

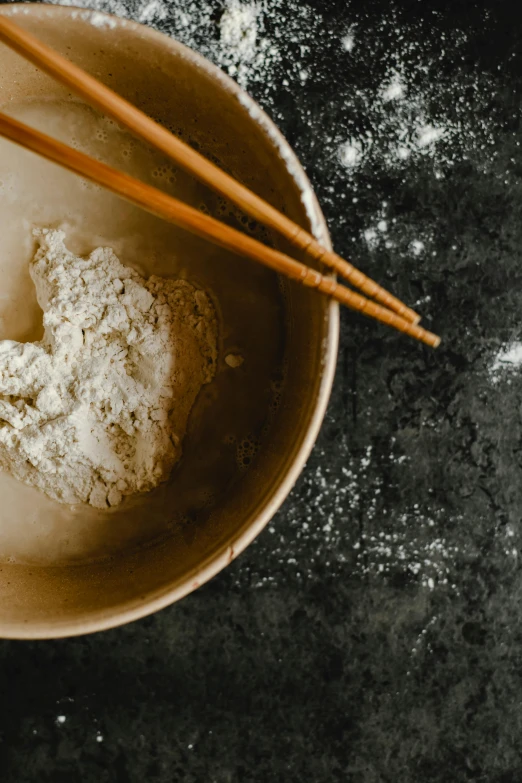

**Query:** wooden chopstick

left=0, top=15, right=421, bottom=327
left=0, top=111, right=440, bottom=348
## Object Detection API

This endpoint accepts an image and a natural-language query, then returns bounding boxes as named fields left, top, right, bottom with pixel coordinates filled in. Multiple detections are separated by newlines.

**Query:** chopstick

left=0, top=110, right=440, bottom=348
left=0, top=15, right=422, bottom=328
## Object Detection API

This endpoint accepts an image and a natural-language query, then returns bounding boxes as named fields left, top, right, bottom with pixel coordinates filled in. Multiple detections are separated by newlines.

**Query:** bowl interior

left=0, top=5, right=337, bottom=637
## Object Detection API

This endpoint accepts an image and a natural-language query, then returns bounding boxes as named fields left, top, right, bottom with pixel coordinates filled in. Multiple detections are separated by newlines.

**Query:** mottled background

left=1, top=0, right=522, bottom=780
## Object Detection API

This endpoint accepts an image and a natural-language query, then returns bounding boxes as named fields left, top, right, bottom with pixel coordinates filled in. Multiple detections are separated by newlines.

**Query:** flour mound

left=0, top=229, right=218, bottom=509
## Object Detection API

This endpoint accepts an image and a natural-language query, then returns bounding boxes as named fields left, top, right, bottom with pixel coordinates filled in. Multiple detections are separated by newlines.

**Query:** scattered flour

left=363, top=227, right=379, bottom=250
left=214, top=0, right=282, bottom=89
left=137, top=0, right=168, bottom=24
left=410, top=240, right=425, bottom=257
left=219, top=0, right=261, bottom=84
left=381, top=72, right=406, bottom=102
left=341, top=32, right=356, bottom=53
left=489, top=342, right=522, bottom=383
left=416, top=124, right=445, bottom=148
left=232, top=445, right=463, bottom=592
left=0, top=229, right=217, bottom=509
left=44, top=0, right=497, bottom=177
left=362, top=202, right=396, bottom=252
left=42, top=0, right=498, bottom=262
left=338, top=139, right=364, bottom=169
left=336, top=87, right=455, bottom=178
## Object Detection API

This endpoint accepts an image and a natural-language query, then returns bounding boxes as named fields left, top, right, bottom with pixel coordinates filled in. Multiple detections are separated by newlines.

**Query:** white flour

left=338, top=139, right=364, bottom=170
left=219, top=0, right=261, bottom=84
left=489, top=341, right=522, bottom=383
left=341, top=32, right=356, bottom=53
left=0, top=229, right=217, bottom=509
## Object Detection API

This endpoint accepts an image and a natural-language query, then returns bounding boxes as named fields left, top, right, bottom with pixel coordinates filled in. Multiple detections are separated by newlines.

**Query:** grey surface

left=1, top=0, right=522, bottom=780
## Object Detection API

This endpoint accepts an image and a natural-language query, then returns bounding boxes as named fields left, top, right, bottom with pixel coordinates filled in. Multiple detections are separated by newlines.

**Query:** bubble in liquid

left=236, top=435, right=260, bottom=471
left=270, top=393, right=281, bottom=412
left=216, top=197, right=228, bottom=216
left=267, top=365, right=287, bottom=419
left=150, top=163, right=178, bottom=181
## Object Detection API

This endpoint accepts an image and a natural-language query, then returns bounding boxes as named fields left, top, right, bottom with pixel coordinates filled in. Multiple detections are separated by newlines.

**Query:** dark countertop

left=1, top=0, right=522, bottom=780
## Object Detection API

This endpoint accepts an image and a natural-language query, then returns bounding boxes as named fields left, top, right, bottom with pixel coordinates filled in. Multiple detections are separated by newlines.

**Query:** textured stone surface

left=2, top=0, right=522, bottom=780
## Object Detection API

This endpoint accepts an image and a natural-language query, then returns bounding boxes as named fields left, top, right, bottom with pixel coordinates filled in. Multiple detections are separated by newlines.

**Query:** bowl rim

left=0, top=2, right=340, bottom=639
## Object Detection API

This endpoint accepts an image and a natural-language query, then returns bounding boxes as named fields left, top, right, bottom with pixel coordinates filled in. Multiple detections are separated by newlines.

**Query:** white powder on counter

left=220, top=1, right=259, bottom=63
left=0, top=229, right=218, bottom=509
left=381, top=72, right=406, bottom=103
left=410, top=240, right=425, bottom=257
left=489, top=341, right=522, bottom=383
left=341, top=32, right=355, bottom=53
left=338, top=139, right=364, bottom=169
left=217, top=1, right=264, bottom=86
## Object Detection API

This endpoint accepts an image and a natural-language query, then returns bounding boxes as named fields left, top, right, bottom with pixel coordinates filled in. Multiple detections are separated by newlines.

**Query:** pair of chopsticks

left=0, top=15, right=440, bottom=348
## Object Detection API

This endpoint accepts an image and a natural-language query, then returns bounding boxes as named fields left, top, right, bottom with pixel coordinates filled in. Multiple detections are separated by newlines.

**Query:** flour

left=214, top=0, right=284, bottom=90
left=489, top=342, right=522, bottom=383
left=220, top=1, right=259, bottom=68
left=137, top=1, right=168, bottom=24
left=0, top=229, right=217, bottom=509
left=416, top=124, right=445, bottom=148
left=410, top=239, right=425, bottom=257
left=381, top=72, right=406, bottom=103
left=341, top=32, right=356, bottom=53
left=338, top=139, right=364, bottom=169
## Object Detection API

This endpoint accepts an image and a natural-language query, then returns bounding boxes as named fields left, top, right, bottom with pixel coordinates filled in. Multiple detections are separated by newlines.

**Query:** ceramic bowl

left=0, top=3, right=338, bottom=638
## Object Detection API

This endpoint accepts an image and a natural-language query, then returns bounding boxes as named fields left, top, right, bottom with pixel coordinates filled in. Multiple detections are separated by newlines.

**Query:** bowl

left=0, top=3, right=338, bottom=638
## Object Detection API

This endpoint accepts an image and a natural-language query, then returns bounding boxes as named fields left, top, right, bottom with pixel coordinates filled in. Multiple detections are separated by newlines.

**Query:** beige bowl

left=0, top=3, right=338, bottom=638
